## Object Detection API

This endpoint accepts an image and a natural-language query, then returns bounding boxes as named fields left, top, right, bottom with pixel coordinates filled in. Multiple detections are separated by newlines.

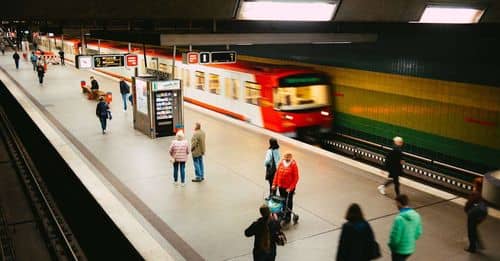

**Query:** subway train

left=37, top=36, right=333, bottom=137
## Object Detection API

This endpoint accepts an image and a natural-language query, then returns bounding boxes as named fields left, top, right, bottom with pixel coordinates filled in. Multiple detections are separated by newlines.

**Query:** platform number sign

left=199, top=52, right=211, bottom=64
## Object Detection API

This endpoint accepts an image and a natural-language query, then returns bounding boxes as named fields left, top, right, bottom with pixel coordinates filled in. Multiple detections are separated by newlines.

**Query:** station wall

left=235, top=27, right=500, bottom=172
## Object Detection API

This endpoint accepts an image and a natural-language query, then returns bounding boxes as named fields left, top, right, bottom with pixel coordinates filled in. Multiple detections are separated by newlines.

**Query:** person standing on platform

left=464, top=178, right=488, bottom=253
left=30, top=52, right=38, bottom=71
left=58, top=49, right=65, bottom=65
left=191, top=122, right=206, bottom=182
left=245, top=205, right=281, bottom=261
left=378, top=137, right=405, bottom=196
left=90, top=76, right=99, bottom=99
left=36, top=63, right=45, bottom=84
left=13, top=51, right=20, bottom=69
left=264, top=138, right=280, bottom=198
left=119, top=78, right=130, bottom=111
left=1, top=42, right=6, bottom=55
left=336, top=203, right=380, bottom=261
left=388, top=195, right=422, bottom=261
left=95, top=96, right=109, bottom=134
left=272, top=152, right=299, bottom=223
left=169, top=130, right=189, bottom=186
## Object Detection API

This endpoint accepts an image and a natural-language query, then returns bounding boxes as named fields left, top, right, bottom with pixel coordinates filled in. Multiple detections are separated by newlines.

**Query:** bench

left=81, top=86, right=105, bottom=100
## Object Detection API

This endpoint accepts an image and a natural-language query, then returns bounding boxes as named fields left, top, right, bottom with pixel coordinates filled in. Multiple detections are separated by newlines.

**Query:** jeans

left=60, top=57, right=65, bottom=65
left=14, top=60, right=19, bottom=69
left=384, top=175, right=400, bottom=196
left=467, top=216, right=482, bottom=251
left=173, top=161, right=186, bottom=183
left=193, top=156, right=204, bottom=179
left=32, top=62, right=37, bottom=71
left=391, top=252, right=410, bottom=261
left=38, top=75, right=43, bottom=84
left=99, top=116, right=107, bottom=131
left=121, top=93, right=128, bottom=110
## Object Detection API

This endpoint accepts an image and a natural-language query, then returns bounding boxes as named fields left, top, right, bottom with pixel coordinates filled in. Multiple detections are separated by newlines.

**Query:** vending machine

left=132, top=77, right=183, bottom=138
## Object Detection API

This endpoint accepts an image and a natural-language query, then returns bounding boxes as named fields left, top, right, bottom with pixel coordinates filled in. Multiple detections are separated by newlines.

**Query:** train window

left=245, top=82, right=261, bottom=105
left=274, top=84, right=330, bottom=111
left=182, top=69, right=190, bottom=88
left=174, top=67, right=180, bottom=80
left=225, top=78, right=240, bottom=100
left=195, top=71, right=205, bottom=90
left=162, top=63, right=170, bottom=73
left=209, top=74, right=220, bottom=95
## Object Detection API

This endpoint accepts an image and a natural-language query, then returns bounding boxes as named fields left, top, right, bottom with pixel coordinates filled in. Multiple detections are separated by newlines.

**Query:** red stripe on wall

left=464, top=117, right=496, bottom=127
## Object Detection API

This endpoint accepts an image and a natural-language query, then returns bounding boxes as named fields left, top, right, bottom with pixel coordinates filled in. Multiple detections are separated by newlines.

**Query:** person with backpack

left=245, top=205, right=283, bottom=261
left=336, top=203, right=380, bottom=261
left=36, top=63, right=45, bottom=84
left=464, top=178, right=488, bottom=253
left=264, top=138, right=280, bottom=198
left=119, top=78, right=130, bottom=111
left=30, top=51, right=38, bottom=71
left=95, top=96, right=109, bottom=134
left=13, top=51, right=20, bottom=69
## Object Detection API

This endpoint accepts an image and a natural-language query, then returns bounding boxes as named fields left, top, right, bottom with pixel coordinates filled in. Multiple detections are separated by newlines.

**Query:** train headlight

left=284, top=115, right=294, bottom=120
left=320, top=111, right=330, bottom=116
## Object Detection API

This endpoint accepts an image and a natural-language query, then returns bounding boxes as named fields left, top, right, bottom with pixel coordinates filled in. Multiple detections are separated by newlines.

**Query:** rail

left=321, top=133, right=484, bottom=195
left=0, top=107, right=83, bottom=260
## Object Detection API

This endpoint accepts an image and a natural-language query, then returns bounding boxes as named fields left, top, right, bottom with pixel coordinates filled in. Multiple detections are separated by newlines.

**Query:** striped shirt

left=169, top=140, right=189, bottom=162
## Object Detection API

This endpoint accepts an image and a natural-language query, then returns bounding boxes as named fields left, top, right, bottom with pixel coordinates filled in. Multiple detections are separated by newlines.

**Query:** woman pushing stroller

left=271, top=152, right=299, bottom=224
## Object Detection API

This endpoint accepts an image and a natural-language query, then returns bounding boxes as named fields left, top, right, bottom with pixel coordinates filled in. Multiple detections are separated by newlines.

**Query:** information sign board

left=93, top=55, right=125, bottom=68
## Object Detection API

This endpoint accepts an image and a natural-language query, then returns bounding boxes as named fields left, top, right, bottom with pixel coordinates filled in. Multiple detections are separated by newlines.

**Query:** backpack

left=265, top=150, right=277, bottom=180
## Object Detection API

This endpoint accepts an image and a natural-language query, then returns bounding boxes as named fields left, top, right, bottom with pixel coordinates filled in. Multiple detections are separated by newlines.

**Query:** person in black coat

left=36, top=63, right=45, bottom=84
left=337, top=203, right=379, bottom=261
left=13, top=51, right=20, bottom=69
left=378, top=136, right=404, bottom=196
left=119, top=78, right=130, bottom=111
left=245, top=205, right=281, bottom=261
left=95, top=96, right=109, bottom=134
left=58, top=49, right=65, bottom=65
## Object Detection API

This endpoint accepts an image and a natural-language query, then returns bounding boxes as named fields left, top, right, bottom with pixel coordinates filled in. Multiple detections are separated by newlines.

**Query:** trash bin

left=106, top=92, right=113, bottom=104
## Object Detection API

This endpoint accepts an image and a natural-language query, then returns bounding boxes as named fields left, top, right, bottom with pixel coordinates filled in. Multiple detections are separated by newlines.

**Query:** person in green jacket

left=388, top=194, right=422, bottom=261
left=191, top=122, right=206, bottom=182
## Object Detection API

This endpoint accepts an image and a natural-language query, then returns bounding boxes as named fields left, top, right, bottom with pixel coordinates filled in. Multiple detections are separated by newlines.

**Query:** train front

left=269, top=73, right=333, bottom=138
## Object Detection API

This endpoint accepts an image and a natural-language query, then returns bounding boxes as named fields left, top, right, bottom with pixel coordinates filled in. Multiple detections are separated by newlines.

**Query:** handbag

left=265, top=150, right=276, bottom=180
left=273, top=230, right=287, bottom=246
left=369, top=241, right=381, bottom=259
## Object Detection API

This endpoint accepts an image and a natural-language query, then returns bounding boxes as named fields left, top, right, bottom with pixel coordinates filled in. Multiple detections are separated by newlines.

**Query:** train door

left=239, top=74, right=263, bottom=126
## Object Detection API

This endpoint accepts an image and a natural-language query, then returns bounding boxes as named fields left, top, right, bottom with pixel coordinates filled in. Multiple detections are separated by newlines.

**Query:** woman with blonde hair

left=169, top=130, right=189, bottom=186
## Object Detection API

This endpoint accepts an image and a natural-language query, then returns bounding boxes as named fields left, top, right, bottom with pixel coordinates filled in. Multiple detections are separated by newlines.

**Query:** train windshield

left=274, top=74, right=330, bottom=111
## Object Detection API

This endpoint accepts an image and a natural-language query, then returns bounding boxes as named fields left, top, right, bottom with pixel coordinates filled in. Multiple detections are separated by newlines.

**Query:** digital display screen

left=279, top=74, right=328, bottom=87
left=210, top=51, right=237, bottom=64
left=93, top=55, right=125, bottom=68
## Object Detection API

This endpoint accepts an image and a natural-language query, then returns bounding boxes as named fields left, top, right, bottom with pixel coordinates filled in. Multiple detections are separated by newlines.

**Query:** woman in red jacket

left=272, top=152, right=299, bottom=223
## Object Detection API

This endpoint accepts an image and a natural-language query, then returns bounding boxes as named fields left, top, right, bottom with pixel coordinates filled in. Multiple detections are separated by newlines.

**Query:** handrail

left=335, top=133, right=484, bottom=177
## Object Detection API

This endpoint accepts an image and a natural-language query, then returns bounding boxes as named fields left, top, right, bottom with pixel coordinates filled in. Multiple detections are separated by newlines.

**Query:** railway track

left=0, top=105, right=86, bottom=261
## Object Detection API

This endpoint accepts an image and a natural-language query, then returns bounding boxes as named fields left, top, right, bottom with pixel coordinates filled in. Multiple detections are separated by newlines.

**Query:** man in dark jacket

left=378, top=136, right=404, bottom=196
left=58, top=49, right=65, bottom=65
left=90, top=76, right=99, bottom=99
left=13, top=51, right=20, bottom=69
left=95, top=96, right=109, bottom=134
left=36, top=63, right=45, bottom=84
left=245, top=205, right=281, bottom=261
left=119, top=78, right=130, bottom=111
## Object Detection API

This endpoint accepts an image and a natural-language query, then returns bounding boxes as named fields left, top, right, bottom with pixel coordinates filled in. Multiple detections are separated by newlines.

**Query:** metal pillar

left=172, top=45, right=176, bottom=79
left=80, top=26, right=86, bottom=55
left=98, top=39, right=101, bottom=54
left=128, top=42, right=131, bottom=53
left=61, top=34, right=64, bottom=50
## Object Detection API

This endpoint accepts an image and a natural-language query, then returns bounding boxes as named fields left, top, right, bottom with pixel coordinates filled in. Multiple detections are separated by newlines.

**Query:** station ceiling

left=2, top=0, right=500, bottom=23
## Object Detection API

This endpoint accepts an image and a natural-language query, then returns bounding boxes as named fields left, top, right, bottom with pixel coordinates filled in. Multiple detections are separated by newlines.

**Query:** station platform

left=1, top=53, right=499, bottom=261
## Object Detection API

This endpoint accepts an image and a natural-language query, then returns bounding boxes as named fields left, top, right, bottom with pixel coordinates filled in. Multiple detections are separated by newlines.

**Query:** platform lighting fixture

left=237, top=0, right=339, bottom=21
left=48, top=33, right=54, bottom=37
left=418, top=5, right=485, bottom=24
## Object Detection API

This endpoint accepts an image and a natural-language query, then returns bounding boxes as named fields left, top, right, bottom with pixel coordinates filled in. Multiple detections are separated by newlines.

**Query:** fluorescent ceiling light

left=312, top=41, right=351, bottom=44
left=418, top=5, right=485, bottom=24
left=237, top=0, right=338, bottom=21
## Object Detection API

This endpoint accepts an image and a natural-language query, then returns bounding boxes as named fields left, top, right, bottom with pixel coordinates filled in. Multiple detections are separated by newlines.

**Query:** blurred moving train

left=37, top=36, right=333, bottom=137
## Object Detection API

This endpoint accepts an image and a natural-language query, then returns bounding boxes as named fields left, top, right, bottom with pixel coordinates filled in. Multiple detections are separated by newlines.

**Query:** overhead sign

left=199, top=52, right=211, bottom=64
left=210, top=51, right=237, bottom=64
left=126, top=54, right=138, bottom=67
left=93, top=55, right=125, bottom=68
left=182, top=52, right=199, bottom=65
left=76, top=55, right=93, bottom=69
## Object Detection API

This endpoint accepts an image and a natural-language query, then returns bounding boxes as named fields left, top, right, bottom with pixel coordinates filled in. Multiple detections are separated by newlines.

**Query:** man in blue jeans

left=191, top=122, right=206, bottom=182
left=119, top=78, right=130, bottom=111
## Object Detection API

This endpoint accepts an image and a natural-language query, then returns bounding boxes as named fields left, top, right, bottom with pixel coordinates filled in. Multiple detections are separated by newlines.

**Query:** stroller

left=266, top=195, right=299, bottom=225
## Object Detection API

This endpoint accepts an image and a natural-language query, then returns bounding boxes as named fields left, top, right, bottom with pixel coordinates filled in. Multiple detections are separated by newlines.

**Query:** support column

left=172, top=45, right=176, bottom=80
left=80, top=26, right=86, bottom=55
left=98, top=39, right=101, bottom=54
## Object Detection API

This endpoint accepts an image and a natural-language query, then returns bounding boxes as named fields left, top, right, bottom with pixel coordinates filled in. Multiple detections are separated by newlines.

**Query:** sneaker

left=192, top=178, right=201, bottom=182
left=377, top=185, right=386, bottom=195
left=181, top=183, right=186, bottom=187
left=173, top=181, right=178, bottom=186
